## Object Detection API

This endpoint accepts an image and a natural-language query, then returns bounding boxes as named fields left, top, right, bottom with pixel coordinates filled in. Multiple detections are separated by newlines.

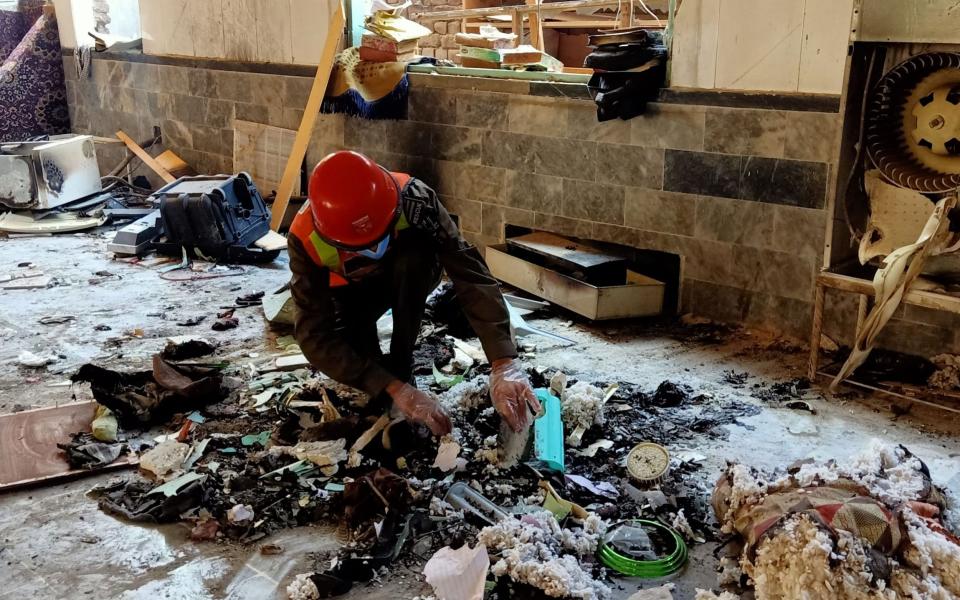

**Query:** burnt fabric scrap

left=71, top=355, right=224, bottom=426
left=57, top=432, right=124, bottom=469
left=94, top=474, right=207, bottom=523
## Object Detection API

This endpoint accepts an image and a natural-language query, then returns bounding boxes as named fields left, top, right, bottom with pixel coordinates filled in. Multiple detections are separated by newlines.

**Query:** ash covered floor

left=1, top=233, right=959, bottom=600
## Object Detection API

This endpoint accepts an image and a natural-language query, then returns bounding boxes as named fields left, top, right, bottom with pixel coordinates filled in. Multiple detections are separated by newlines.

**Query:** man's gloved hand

left=386, top=380, right=452, bottom=436
left=490, top=358, right=541, bottom=433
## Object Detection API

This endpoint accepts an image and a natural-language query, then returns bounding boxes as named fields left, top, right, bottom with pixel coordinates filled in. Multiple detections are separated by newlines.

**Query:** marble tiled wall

left=65, top=53, right=960, bottom=353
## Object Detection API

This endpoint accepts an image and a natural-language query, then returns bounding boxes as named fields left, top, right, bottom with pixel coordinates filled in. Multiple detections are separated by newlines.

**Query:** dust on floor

left=1, top=232, right=959, bottom=599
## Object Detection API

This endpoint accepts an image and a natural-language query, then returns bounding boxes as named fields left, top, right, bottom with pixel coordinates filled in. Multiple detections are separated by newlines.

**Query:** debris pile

left=711, top=441, right=960, bottom=599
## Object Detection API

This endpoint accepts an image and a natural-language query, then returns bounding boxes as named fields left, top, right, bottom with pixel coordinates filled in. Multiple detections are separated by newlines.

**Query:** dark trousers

left=330, top=232, right=442, bottom=385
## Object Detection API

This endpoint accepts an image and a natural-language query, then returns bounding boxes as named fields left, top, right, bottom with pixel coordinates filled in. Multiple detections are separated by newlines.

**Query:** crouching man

left=287, top=151, right=539, bottom=436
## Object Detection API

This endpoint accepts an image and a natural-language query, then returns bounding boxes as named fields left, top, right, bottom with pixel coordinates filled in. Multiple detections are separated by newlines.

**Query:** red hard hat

left=308, top=151, right=401, bottom=250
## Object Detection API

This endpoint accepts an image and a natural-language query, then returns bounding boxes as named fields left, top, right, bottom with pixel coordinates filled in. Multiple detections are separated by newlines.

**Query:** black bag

left=157, top=173, right=277, bottom=262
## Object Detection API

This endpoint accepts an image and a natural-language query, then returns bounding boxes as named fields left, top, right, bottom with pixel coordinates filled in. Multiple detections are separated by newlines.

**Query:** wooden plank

left=423, top=0, right=627, bottom=19
left=486, top=245, right=663, bottom=320
left=507, top=231, right=626, bottom=270
left=527, top=0, right=544, bottom=51
left=0, top=402, right=137, bottom=492
left=155, top=150, right=196, bottom=179
left=819, top=272, right=960, bottom=314
left=270, top=2, right=345, bottom=231
left=116, top=130, right=175, bottom=184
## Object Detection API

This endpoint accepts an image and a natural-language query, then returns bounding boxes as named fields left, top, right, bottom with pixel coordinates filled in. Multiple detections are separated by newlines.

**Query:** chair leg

left=807, top=283, right=826, bottom=381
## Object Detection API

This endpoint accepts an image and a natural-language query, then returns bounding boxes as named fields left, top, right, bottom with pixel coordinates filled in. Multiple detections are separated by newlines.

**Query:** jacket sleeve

left=402, top=178, right=517, bottom=362
left=287, top=235, right=396, bottom=396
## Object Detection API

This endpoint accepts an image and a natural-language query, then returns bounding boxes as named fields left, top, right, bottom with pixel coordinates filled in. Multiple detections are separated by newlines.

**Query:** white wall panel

left=670, top=0, right=720, bottom=89
left=798, top=0, right=854, bottom=93
left=714, top=0, right=805, bottom=91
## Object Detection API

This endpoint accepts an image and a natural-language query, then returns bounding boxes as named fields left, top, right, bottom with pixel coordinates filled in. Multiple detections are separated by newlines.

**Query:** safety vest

left=289, top=172, right=411, bottom=288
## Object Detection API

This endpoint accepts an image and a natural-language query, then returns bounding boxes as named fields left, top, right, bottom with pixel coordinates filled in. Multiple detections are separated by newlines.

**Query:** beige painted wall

left=138, top=0, right=338, bottom=64
left=671, top=0, right=855, bottom=94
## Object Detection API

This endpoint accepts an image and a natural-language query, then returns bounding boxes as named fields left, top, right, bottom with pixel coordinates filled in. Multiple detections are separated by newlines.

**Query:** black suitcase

left=156, top=173, right=277, bottom=262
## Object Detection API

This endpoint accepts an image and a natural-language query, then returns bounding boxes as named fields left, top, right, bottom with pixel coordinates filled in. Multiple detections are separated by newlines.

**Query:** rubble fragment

left=423, top=543, right=489, bottom=600
left=139, top=440, right=190, bottom=481
left=478, top=509, right=610, bottom=599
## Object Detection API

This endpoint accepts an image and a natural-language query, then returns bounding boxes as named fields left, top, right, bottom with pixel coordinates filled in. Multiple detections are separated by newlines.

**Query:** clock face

left=628, top=443, right=670, bottom=481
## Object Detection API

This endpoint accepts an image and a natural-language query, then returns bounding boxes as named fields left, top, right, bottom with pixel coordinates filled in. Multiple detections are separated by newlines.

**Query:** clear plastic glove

left=386, top=380, right=452, bottom=436
left=490, top=358, right=541, bottom=433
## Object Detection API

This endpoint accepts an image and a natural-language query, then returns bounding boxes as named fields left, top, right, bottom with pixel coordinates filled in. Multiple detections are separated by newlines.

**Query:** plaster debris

left=439, top=376, right=489, bottom=412
left=694, top=591, right=739, bottom=600
left=432, top=436, right=462, bottom=472
left=227, top=504, right=255, bottom=524
left=627, top=583, right=675, bottom=600
left=929, top=353, right=960, bottom=390
left=478, top=509, right=610, bottom=599
left=17, top=350, right=58, bottom=367
left=286, top=573, right=320, bottom=600
left=556, top=378, right=609, bottom=447
left=270, top=439, right=347, bottom=475
left=139, top=440, right=189, bottom=481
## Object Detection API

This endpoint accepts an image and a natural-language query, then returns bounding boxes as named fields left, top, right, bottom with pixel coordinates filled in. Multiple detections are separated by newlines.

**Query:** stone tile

left=408, top=88, right=456, bottom=124
left=107, top=61, right=132, bottom=87
left=596, top=144, right=664, bottom=189
left=213, top=70, right=255, bottom=104
left=687, top=279, right=756, bottom=326
left=731, top=245, right=816, bottom=302
left=386, top=120, right=433, bottom=157
left=481, top=204, right=534, bottom=240
left=62, top=56, right=77, bottom=81
left=565, top=103, right=631, bottom=144
left=433, top=160, right=505, bottom=203
left=89, top=59, right=115, bottom=86
left=343, top=117, right=388, bottom=153
left=234, top=103, right=280, bottom=126
left=283, top=76, right=313, bottom=110
left=507, top=96, right=567, bottom=137
left=431, top=125, right=482, bottom=163
left=694, top=196, right=776, bottom=247
left=536, top=138, right=596, bottom=180
left=529, top=82, right=592, bottom=100
left=534, top=213, right=593, bottom=239
left=504, top=171, right=562, bottom=213
left=187, top=68, right=219, bottom=98
left=771, top=205, right=827, bottom=259
left=902, top=304, right=960, bottom=330
left=784, top=111, right=840, bottom=163
left=739, top=156, right=828, bottom=208
left=462, top=230, right=502, bottom=251
left=170, top=94, right=209, bottom=125
left=683, top=237, right=736, bottom=284
left=663, top=150, right=741, bottom=199
left=455, top=92, right=508, bottom=130
left=204, top=99, right=235, bottom=129
left=481, top=130, right=536, bottom=172
left=440, top=196, right=482, bottom=233
left=190, top=124, right=225, bottom=154
left=704, top=108, right=786, bottom=157
left=280, top=108, right=304, bottom=130
left=561, top=179, right=625, bottom=225
left=875, top=319, right=955, bottom=357
left=591, top=223, right=639, bottom=247
left=248, top=73, right=284, bottom=107
left=631, top=103, right=706, bottom=151
left=625, top=189, right=696, bottom=235
left=129, top=63, right=159, bottom=91
left=157, top=65, right=191, bottom=95
left=361, top=151, right=408, bottom=173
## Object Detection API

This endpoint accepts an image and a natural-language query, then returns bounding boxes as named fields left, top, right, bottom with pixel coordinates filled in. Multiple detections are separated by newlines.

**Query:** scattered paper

left=628, top=583, right=675, bottom=600
left=423, top=544, right=489, bottom=600
left=576, top=439, right=614, bottom=458
left=565, top=474, right=619, bottom=499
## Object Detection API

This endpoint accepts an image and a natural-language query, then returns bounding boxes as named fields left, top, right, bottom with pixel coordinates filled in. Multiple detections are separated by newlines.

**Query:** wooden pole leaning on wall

left=270, top=2, right=346, bottom=231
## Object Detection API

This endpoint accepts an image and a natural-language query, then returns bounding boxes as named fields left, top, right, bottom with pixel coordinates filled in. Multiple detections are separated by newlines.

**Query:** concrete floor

left=1, top=231, right=959, bottom=599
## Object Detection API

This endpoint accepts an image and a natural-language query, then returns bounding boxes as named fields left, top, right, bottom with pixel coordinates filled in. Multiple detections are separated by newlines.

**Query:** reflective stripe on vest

left=290, top=172, right=411, bottom=288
